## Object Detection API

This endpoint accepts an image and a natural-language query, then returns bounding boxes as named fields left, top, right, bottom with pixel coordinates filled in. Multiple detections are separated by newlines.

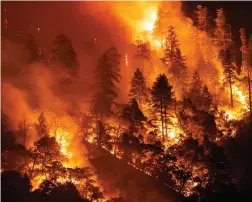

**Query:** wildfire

left=53, top=129, right=73, bottom=160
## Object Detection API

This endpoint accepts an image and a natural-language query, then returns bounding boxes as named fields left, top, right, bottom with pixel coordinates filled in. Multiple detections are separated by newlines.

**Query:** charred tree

left=91, top=47, right=121, bottom=118
left=151, top=74, right=174, bottom=141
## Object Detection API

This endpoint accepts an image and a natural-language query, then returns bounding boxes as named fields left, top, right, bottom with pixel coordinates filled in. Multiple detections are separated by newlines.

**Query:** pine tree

left=91, top=47, right=121, bottom=117
left=220, top=48, right=236, bottom=108
left=163, top=26, right=179, bottom=65
left=130, top=98, right=146, bottom=122
left=195, top=5, right=209, bottom=31
left=129, top=68, right=150, bottom=104
left=202, top=85, right=214, bottom=112
left=151, top=74, right=174, bottom=141
left=51, top=34, right=79, bottom=76
left=36, top=112, right=49, bottom=137
left=26, top=35, right=40, bottom=64
left=248, top=34, right=252, bottom=116
left=240, top=29, right=252, bottom=116
left=135, top=39, right=151, bottom=60
left=163, top=26, right=188, bottom=87
left=213, top=8, right=231, bottom=52
left=153, top=8, right=169, bottom=43
left=188, top=71, right=203, bottom=108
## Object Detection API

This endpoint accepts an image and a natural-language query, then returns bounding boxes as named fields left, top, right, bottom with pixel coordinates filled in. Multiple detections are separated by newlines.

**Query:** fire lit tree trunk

left=160, top=99, right=164, bottom=142
left=228, top=69, right=234, bottom=108
left=164, top=106, right=168, bottom=139
left=247, top=66, right=252, bottom=117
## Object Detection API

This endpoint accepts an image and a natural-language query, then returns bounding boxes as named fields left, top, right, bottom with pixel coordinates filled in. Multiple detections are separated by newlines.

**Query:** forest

left=1, top=2, right=252, bottom=202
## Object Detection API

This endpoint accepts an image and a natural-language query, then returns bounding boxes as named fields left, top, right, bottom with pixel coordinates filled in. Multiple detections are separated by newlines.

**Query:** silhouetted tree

left=240, top=28, right=252, bottom=117
left=51, top=34, right=79, bottom=76
left=91, top=47, right=121, bottom=117
left=129, top=68, right=150, bottom=104
left=26, top=35, right=40, bottom=64
left=2, top=171, right=32, bottom=202
left=188, top=71, right=203, bottom=108
left=34, top=180, right=90, bottom=202
left=135, top=40, right=151, bottom=59
left=195, top=5, right=209, bottom=31
left=163, top=26, right=188, bottom=87
left=213, top=8, right=231, bottom=52
left=219, top=48, right=236, bottom=108
left=36, top=112, right=49, bottom=137
left=151, top=74, right=174, bottom=141
left=201, top=85, right=214, bottom=112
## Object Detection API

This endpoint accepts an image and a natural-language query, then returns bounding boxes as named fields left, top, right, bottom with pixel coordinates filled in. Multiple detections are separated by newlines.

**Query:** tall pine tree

left=51, top=34, right=79, bottom=76
left=213, top=8, right=231, bottom=52
left=151, top=74, right=174, bottom=141
left=188, top=71, right=203, bottom=108
left=220, top=48, right=236, bottom=108
left=163, top=26, right=188, bottom=88
left=195, top=5, right=209, bottom=31
left=129, top=68, right=150, bottom=105
left=91, top=47, right=121, bottom=117
left=248, top=34, right=252, bottom=116
left=26, top=35, right=40, bottom=64
left=153, top=8, right=170, bottom=44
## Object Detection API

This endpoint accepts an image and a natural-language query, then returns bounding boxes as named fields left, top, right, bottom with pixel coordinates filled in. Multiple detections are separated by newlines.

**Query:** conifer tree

left=51, top=34, right=79, bottom=76
left=163, top=26, right=188, bottom=87
left=195, top=5, right=209, bottom=31
left=135, top=39, right=151, bottom=60
left=213, top=8, right=231, bottom=52
left=36, top=112, right=49, bottom=138
left=153, top=8, right=169, bottom=43
left=91, top=47, right=121, bottom=117
left=220, top=48, right=236, bottom=108
left=26, top=35, right=40, bottom=64
left=202, top=85, right=214, bottom=112
left=188, top=71, right=203, bottom=107
left=129, top=68, right=150, bottom=104
left=247, top=34, right=252, bottom=116
left=151, top=74, right=174, bottom=141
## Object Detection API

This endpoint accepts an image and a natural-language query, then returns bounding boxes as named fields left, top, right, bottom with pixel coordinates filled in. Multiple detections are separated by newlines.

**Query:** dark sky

left=183, top=1, right=252, bottom=41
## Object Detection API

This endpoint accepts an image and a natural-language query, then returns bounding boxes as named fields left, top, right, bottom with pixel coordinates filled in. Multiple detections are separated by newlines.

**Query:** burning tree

left=153, top=8, right=170, bottom=43
left=219, top=48, right=237, bottom=108
left=213, top=8, right=232, bottom=52
left=163, top=26, right=188, bottom=89
left=240, top=28, right=252, bottom=117
left=188, top=71, right=203, bottom=108
left=195, top=5, right=209, bottom=31
left=36, top=112, right=49, bottom=138
left=129, top=68, right=150, bottom=105
left=135, top=39, right=151, bottom=60
left=91, top=47, right=121, bottom=118
left=151, top=74, right=174, bottom=141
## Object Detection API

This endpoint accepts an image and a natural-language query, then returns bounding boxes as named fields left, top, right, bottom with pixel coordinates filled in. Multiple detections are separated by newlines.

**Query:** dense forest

left=2, top=2, right=252, bottom=202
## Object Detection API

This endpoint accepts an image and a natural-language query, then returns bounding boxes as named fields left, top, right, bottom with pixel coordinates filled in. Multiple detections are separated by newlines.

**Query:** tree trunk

left=247, top=66, right=252, bottom=118
left=229, top=70, right=234, bottom=108
left=164, top=106, right=167, bottom=138
left=160, top=99, right=164, bottom=142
